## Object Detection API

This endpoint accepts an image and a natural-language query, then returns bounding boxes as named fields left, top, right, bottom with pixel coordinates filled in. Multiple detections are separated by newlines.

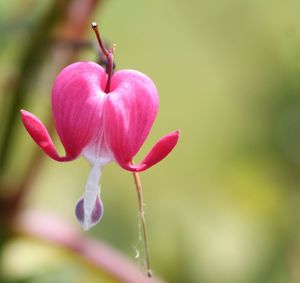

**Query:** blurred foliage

left=2, top=238, right=119, bottom=283
left=1, top=0, right=300, bottom=283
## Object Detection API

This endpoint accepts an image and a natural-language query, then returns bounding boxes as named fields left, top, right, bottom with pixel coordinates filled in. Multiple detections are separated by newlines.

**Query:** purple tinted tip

left=75, top=196, right=104, bottom=229
left=75, top=198, right=85, bottom=224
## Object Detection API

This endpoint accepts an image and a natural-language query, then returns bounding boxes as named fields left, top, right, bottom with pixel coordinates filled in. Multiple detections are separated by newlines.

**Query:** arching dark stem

left=91, top=22, right=114, bottom=93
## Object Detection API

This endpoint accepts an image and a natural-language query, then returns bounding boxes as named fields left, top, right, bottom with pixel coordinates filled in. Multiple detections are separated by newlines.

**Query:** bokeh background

left=1, top=0, right=300, bottom=282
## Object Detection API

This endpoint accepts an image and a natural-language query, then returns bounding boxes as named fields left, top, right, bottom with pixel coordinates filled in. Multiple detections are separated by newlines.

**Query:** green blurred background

left=1, top=0, right=300, bottom=282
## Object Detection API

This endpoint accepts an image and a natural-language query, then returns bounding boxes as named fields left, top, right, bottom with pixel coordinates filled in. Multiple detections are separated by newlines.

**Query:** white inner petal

left=77, top=135, right=113, bottom=230
left=81, top=139, right=113, bottom=166
left=84, top=165, right=101, bottom=214
left=77, top=164, right=102, bottom=230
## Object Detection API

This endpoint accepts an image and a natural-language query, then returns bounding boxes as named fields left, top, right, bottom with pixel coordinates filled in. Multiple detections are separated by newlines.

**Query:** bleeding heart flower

left=21, top=23, right=179, bottom=231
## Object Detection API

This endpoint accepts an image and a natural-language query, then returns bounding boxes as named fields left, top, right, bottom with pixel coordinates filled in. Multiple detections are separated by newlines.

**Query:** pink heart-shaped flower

left=20, top=25, right=179, bottom=231
left=22, top=62, right=179, bottom=172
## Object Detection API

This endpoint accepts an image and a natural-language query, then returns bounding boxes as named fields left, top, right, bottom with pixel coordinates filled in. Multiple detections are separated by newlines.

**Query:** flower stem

left=132, top=172, right=152, bottom=278
left=91, top=22, right=114, bottom=93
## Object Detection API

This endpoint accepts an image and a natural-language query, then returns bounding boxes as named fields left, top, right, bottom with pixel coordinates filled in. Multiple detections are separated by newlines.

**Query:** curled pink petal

left=119, top=130, right=180, bottom=172
left=20, top=110, right=73, bottom=161
left=104, top=70, right=159, bottom=166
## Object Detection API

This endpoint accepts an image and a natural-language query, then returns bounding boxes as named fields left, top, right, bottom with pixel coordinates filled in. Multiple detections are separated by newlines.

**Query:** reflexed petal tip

left=20, top=110, right=73, bottom=162
left=120, top=130, right=180, bottom=172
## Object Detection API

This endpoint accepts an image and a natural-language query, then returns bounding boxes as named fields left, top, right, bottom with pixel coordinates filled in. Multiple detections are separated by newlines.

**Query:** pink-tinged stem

left=132, top=171, right=152, bottom=277
left=91, top=22, right=114, bottom=93
left=14, top=212, right=164, bottom=283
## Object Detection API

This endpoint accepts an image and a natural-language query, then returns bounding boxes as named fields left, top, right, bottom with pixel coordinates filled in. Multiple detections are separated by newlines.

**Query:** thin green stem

left=132, top=171, right=152, bottom=278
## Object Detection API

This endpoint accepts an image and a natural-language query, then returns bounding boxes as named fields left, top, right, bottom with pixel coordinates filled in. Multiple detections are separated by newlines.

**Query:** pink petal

left=52, top=62, right=108, bottom=158
left=104, top=70, right=159, bottom=166
left=20, top=110, right=73, bottom=161
left=120, top=130, right=180, bottom=172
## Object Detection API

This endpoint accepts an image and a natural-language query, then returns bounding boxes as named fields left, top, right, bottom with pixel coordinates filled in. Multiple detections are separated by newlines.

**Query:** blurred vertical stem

left=0, top=1, right=65, bottom=276
left=12, top=0, right=101, bottom=202
left=0, top=0, right=100, bottom=277
left=0, top=0, right=65, bottom=174
left=0, top=0, right=100, bottom=196
left=0, top=0, right=100, bottom=177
